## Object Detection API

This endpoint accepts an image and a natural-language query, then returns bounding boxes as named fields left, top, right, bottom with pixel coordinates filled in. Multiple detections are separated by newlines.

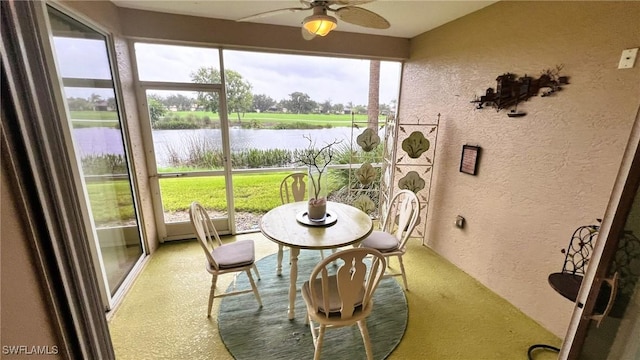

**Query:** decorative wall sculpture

left=398, top=171, right=426, bottom=193
left=401, top=131, right=430, bottom=159
left=356, top=128, right=380, bottom=152
left=471, top=65, right=569, bottom=117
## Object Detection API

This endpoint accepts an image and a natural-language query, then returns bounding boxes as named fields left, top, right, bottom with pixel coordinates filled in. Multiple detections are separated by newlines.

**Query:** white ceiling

left=110, top=0, right=497, bottom=38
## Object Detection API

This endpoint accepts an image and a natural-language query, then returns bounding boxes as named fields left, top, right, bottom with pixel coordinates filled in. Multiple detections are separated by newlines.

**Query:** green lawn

left=70, top=111, right=119, bottom=120
left=158, top=172, right=289, bottom=213
left=69, top=111, right=120, bottom=128
left=70, top=110, right=377, bottom=128
left=86, top=180, right=136, bottom=223
left=175, top=111, right=369, bottom=127
left=86, top=171, right=343, bottom=224
left=171, top=111, right=364, bottom=121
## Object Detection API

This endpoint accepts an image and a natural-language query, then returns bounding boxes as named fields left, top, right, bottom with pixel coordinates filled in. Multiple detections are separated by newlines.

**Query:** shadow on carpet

left=218, top=250, right=408, bottom=360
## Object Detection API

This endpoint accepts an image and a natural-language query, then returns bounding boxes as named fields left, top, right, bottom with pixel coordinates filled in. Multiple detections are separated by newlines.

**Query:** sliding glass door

left=45, top=5, right=145, bottom=307
left=134, top=43, right=235, bottom=239
left=140, top=87, right=232, bottom=239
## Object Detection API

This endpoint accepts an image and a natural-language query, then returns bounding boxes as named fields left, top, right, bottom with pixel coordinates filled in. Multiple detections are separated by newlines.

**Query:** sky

left=55, top=38, right=402, bottom=107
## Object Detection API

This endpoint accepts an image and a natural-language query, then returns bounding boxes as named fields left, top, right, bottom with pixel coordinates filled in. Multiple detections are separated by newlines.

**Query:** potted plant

left=294, top=135, right=342, bottom=221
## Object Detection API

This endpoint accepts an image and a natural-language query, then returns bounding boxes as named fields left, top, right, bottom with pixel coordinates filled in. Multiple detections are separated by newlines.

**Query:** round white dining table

left=260, top=201, right=373, bottom=320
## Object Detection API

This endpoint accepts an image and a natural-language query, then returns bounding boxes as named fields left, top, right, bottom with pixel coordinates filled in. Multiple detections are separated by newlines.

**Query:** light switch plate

left=618, top=48, right=638, bottom=69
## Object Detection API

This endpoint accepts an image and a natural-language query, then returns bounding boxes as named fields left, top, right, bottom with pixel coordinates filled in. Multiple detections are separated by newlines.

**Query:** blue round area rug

left=218, top=250, right=408, bottom=360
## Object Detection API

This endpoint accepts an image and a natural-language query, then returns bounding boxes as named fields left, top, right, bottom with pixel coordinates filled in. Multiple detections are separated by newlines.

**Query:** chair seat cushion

left=302, top=275, right=364, bottom=316
left=212, top=240, right=255, bottom=269
left=360, top=230, right=399, bottom=253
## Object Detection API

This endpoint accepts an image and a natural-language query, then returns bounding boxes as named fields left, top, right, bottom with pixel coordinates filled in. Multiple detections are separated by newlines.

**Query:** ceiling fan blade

left=301, top=27, right=317, bottom=41
left=236, top=6, right=310, bottom=22
left=328, top=0, right=375, bottom=6
left=334, top=6, right=390, bottom=29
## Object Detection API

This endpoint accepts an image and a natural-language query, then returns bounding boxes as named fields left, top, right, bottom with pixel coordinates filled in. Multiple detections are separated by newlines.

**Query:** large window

left=134, top=42, right=401, bottom=235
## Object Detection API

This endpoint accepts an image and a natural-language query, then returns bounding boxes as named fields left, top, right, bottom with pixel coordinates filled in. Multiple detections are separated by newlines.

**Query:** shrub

left=155, top=117, right=199, bottom=129
left=81, top=154, right=127, bottom=175
left=326, top=141, right=383, bottom=217
left=163, top=133, right=296, bottom=170
left=273, top=122, right=326, bottom=130
left=232, top=149, right=293, bottom=168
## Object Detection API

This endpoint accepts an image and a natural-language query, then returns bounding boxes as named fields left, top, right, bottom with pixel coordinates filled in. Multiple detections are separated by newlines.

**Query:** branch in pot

left=293, top=135, right=342, bottom=203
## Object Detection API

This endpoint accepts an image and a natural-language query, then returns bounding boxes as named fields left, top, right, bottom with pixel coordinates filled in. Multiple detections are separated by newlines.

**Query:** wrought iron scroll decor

left=558, top=222, right=640, bottom=318
left=471, top=65, right=569, bottom=117
left=561, top=224, right=599, bottom=276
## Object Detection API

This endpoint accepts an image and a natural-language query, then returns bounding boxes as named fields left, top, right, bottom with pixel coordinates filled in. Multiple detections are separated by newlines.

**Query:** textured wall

left=59, top=0, right=120, bottom=32
left=1, top=160, right=62, bottom=357
left=399, top=1, right=640, bottom=337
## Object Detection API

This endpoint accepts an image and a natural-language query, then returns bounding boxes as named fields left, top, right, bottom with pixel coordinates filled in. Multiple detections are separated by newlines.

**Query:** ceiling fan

left=236, top=0, right=390, bottom=40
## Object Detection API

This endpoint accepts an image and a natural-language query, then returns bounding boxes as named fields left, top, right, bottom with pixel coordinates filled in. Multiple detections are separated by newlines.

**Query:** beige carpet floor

left=107, top=234, right=561, bottom=359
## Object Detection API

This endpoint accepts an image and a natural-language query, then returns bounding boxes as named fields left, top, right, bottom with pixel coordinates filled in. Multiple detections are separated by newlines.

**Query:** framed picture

left=460, top=145, right=481, bottom=175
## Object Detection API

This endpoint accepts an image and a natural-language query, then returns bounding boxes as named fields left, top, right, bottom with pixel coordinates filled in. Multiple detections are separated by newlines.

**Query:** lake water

left=74, top=127, right=375, bottom=166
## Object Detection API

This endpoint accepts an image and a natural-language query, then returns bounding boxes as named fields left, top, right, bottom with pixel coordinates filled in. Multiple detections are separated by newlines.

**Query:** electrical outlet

left=618, top=48, right=638, bottom=69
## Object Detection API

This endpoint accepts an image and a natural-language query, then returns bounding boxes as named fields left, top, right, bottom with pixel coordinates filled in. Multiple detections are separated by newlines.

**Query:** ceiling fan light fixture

left=302, top=14, right=337, bottom=36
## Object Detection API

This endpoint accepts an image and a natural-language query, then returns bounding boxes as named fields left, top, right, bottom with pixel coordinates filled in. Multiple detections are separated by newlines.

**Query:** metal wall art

left=356, top=128, right=380, bottom=152
left=471, top=65, right=569, bottom=117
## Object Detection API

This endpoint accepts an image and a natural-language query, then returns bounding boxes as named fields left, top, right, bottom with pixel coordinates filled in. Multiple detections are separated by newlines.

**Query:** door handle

left=589, top=272, right=619, bottom=328
left=155, top=173, right=185, bottom=178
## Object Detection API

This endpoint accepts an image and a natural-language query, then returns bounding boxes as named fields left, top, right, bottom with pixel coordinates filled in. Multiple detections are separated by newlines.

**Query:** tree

left=285, top=92, right=316, bottom=114
left=320, top=100, right=332, bottom=114
left=66, top=96, right=93, bottom=111
left=379, top=103, right=391, bottom=115
left=107, top=97, right=117, bottom=110
left=276, top=99, right=288, bottom=112
left=191, top=67, right=254, bottom=123
left=166, top=93, right=194, bottom=111
left=191, top=67, right=220, bottom=112
left=353, top=105, right=367, bottom=114
left=253, top=94, right=275, bottom=112
left=225, top=70, right=253, bottom=122
left=346, top=101, right=354, bottom=113
left=89, top=93, right=103, bottom=104
left=367, top=60, right=381, bottom=129
left=332, top=103, right=345, bottom=114
left=293, top=135, right=342, bottom=203
left=147, top=97, right=167, bottom=128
